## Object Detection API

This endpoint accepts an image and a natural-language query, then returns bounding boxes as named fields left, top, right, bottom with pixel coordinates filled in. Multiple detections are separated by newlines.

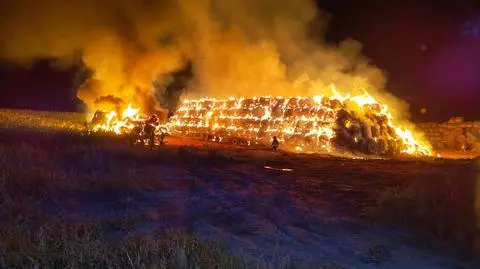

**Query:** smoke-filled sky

left=0, top=0, right=478, bottom=121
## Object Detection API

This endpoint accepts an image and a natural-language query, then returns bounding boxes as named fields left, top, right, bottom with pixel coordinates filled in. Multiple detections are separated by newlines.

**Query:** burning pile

left=86, top=88, right=432, bottom=156
left=168, top=90, right=432, bottom=156
left=86, top=104, right=168, bottom=146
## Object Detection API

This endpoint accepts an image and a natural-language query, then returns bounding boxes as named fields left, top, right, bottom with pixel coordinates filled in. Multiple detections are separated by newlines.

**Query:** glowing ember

left=167, top=90, right=432, bottom=156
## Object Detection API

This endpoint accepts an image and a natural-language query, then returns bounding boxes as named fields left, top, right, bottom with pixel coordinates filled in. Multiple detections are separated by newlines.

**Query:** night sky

left=0, top=0, right=479, bottom=122
left=320, top=0, right=480, bottom=121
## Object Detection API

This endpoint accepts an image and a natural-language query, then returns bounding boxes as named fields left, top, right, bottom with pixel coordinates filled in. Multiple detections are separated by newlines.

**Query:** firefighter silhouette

left=144, top=115, right=159, bottom=147
left=271, top=136, right=280, bottom=152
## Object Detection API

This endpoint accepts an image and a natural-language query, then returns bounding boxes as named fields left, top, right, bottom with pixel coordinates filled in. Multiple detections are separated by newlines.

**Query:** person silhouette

left=271, top=136, right=279, bottom=152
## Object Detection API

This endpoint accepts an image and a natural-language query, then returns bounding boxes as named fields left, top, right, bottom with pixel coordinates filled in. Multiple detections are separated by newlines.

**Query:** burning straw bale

left=86, top=92, right=432, bottom=157
left=86, top=105, right=169, bottom=147
left=168, top=95, right=431, bottom=156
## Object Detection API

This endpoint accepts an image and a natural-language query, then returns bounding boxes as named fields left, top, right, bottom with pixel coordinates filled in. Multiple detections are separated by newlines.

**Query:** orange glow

left=167, top=89, right=432, bottom=156
left=88, top=87, right=432, bottom=157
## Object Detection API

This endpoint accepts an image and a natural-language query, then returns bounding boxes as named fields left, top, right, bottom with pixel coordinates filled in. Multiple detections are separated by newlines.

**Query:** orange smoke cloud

left=0, top=0, right=188, bottom=116
left=0, top=0, right=416, bottom=129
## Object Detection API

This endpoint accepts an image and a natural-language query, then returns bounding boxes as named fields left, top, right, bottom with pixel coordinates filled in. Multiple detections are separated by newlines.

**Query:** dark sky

left=319, top=0, right=480, bottom=121
left=0, top=0, right=479, bottom=121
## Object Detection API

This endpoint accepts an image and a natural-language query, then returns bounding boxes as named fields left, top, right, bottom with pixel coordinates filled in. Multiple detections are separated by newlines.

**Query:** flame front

left=88, top=88, right=432, bottom=157
left=167, top=88, right=432, bottom=156
left=90, top=104, right=144, bottom=135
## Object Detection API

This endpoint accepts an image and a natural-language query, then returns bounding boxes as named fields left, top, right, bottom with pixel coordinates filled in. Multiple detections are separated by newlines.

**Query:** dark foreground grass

left=366, top=158, right=480, bottom=259
left=0, top=132, right=276, bottom=269
left=0, top=220, right=259, bottom=269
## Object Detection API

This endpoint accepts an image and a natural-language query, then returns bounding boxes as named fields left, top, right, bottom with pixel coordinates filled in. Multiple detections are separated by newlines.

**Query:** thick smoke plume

left=0, top=0, right=411, bottom=121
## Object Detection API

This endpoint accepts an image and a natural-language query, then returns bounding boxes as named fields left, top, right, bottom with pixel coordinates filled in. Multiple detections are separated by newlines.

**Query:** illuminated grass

left=0, top=109, right=86, bottom=133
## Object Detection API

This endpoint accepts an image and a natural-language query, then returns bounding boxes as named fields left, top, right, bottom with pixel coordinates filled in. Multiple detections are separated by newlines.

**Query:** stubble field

left=0, top=109, right=479, bottom=268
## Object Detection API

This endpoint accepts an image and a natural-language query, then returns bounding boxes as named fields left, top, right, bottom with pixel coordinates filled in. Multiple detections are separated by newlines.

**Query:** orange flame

left=91, top=104, right=143, bottom=135
left=89, top=88, right=432, bottom=157
left=167, top=89, right=432, bottom=156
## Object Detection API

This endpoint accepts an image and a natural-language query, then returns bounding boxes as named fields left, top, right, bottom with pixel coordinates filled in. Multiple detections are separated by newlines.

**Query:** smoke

left=0, top=0, right=411, bottom=121
left=0, top=0, right=188, bottom=116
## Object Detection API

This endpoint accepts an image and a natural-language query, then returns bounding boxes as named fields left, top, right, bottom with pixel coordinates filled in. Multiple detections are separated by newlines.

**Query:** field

left=0, top=109, right=479, bottom=268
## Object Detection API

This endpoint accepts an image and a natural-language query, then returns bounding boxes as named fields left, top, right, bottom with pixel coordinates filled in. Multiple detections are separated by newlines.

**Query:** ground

left=0, top=109, right=479, bottom=268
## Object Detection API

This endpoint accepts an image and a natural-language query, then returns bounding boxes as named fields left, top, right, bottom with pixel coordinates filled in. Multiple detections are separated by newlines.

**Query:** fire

left=87, top=104, right=168, bottom=146
left=122, top=104, right=140, bottom=119
left=167, top=87, right=432, bottom=156
left=86, top=87, right=432, bottom=157
left=90, top=104, right=143, bottom=135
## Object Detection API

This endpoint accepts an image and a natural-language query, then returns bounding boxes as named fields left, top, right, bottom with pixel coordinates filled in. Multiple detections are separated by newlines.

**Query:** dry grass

left=1, top=108, right=478, bottom=267
left=0, top=220, right=264, bottom=269
left=366, top=162, right=480, bottom=258
left=0, top=108, right=85, bottom=133
left=0, top=132, right=337, bottom=268
left=0, top=143, right=271, bottom=269
left=0, top=108, right=272, bottom=268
